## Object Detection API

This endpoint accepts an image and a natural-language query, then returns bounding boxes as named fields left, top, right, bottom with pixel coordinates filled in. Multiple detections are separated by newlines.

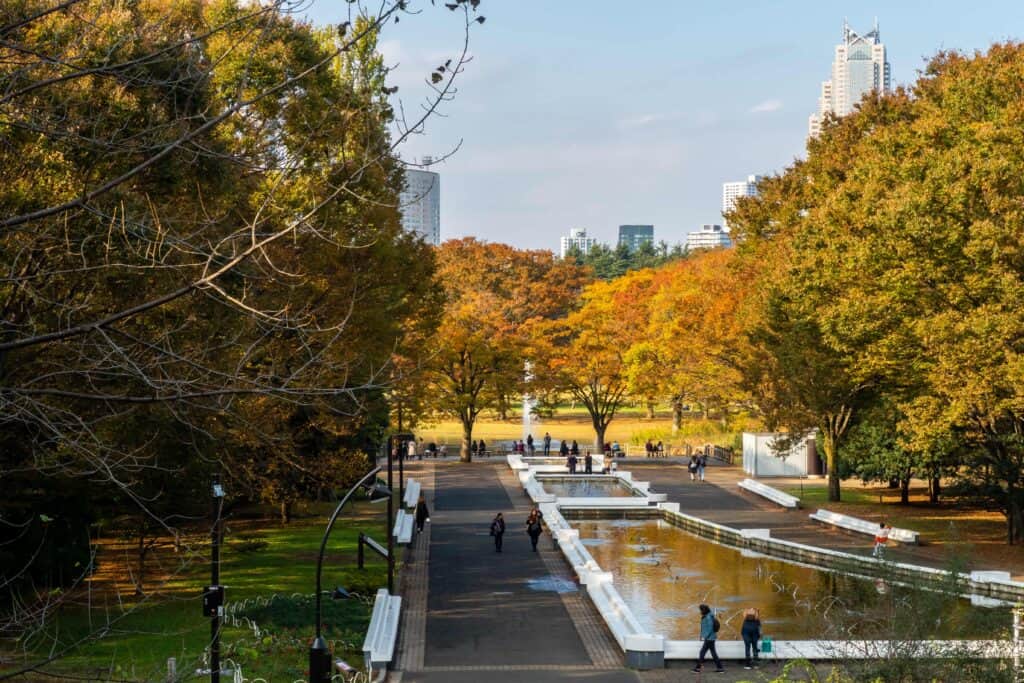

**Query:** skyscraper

left=722, top=176, right=762, bottom=227
left=399, top=159, right=440, bottom=245
left=618, top=225, right=654, bottom=252
left=560, top=228, right=597, bottom=258
left=808, top=20, right=891, bottom=137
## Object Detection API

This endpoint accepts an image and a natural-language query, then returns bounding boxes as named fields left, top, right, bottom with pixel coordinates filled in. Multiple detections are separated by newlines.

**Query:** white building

left=560, top=227, right=598, bottom=258
left=722, top=175, right=762, bottom=227
left=400, top=160, right=440, bottom=245
left=808, top=19, right=891, bottom=138
left=742, top=432, right=823, bottom=478
left=686, top=224, right=731, bottom=251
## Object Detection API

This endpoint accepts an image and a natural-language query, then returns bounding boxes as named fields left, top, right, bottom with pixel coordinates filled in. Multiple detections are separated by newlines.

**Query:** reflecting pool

left=572, top=517, right=1007, bottom=641
left=538, top=477, right=641, bottom=498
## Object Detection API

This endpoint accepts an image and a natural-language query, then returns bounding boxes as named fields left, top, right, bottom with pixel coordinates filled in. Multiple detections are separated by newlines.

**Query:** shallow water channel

left=538, top=477, right=640, bottom=498
left=571, top=517, right=1008, bottom=641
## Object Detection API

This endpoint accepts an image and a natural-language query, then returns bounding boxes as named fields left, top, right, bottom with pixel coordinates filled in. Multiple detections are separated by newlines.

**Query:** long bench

left=738, top=478, right=800, bottom=509
left=402, top=479, right=421, bottom=509
left=392, top=510, right=414, bottom=545
left=362, top=588, right=402, bottom=674
left=810, top=508, right=919, bottom=544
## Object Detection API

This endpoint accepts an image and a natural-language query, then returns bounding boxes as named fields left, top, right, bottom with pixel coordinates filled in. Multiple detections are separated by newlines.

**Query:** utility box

left=201, top=585, right=224, bottom=617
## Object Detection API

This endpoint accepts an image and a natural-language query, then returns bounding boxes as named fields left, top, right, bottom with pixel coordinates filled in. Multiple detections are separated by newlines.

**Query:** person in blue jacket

left=692, top=603, right=725, bottom=674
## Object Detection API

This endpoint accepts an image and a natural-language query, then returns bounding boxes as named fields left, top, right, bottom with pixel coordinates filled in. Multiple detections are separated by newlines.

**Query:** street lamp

left=309, top=467, right=391, bottom=683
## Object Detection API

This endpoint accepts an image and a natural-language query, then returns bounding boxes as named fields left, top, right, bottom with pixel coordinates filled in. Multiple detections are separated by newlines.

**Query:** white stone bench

left=392, top=510, right=414, bottom=545
left=810, top=508, right=919, bottom=544
left=362, top=588, right=402, bottom=672
left=402, top=479, right=421, bottom=509
left=738, top=478, right=800, bottom=509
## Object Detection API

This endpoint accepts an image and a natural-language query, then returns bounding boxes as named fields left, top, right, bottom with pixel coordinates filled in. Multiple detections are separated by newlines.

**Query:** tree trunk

left=672, top=400, right=683, bottom=435
left=594, top=423, right=607, bottom=454
left=397, top=404, right=404, bottom=432
left=280, top=500, right=291, bottom=524
left=822, top=431, right=840, bottom=502
left=646, top=401, right=655, bottom=419
left=900, top=477, right=910, bottom=505
left=929, top=475, right=941, bottom=504
left=460, top=418, right=473, bottom=463
left=135, top=523, right=146, bottom=596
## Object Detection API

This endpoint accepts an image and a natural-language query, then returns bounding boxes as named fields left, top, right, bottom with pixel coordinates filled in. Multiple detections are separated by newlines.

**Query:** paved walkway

left=390, top=461, right=822, bottom=683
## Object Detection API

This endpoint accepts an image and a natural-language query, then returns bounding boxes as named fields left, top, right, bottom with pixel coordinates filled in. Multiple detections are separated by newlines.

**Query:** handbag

left=760, top=636, right=773, bottom=654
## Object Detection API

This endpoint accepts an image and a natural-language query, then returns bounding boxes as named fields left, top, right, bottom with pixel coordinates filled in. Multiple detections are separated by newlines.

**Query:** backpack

left=712, top=616, right=721, bottom=633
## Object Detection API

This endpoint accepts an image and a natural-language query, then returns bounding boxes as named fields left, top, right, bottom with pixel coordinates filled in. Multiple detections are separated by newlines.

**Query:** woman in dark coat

left=741, top=607, right=762, bottom=669
left=415, top=495, right=430, bottom=532
left=526, top=510, right=544, bottom=551
left=490, top=513, right=506, bottom=552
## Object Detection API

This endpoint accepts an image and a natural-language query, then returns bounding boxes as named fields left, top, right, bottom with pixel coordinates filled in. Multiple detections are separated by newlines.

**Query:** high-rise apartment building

left=617, top=225, right=654, bottom=252
left=400, top=158, right=440, bottom=245
left=808, top=20, right=891, bottom=137
left=686, top=224, right=732, bottom=251
left=560, top=228, right=598, bottom=258
left=722, top=176, right=762, bottom=226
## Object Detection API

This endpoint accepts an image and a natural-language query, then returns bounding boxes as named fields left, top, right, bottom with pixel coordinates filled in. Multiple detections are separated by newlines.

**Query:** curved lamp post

left=309, top=466, right=392, bottom=683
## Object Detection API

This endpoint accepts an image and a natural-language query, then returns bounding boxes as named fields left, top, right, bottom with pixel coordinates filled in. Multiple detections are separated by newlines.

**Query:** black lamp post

left=309, top=467, right=391, bottom=683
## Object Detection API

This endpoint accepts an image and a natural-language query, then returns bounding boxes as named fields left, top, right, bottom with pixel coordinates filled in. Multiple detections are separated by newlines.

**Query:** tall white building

left=722, top=175, right=762, bottom=227
left=400, top=159, right=440, bottom=245
left=686, top=224, right=732, bottom=251
left=560, top=228, right=598, bottom=258
left=808, top=20, right=891, bottom=138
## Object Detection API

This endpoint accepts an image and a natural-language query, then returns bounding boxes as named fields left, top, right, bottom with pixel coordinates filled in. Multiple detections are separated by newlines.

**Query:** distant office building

left=686, top=224, right=732, bottom=251
left=722, top=176, right=762, bottom=226
left=400, top=157, right=440, bottom=245
left=809, top=19, right=891, bottom=138
left=560, top=228, right=598, bottom=259
left=618, top=225, right=654, bottom=252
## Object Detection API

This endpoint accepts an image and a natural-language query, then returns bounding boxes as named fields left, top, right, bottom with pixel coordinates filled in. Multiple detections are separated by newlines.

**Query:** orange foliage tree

left=429, top=239, right=589, bottom=461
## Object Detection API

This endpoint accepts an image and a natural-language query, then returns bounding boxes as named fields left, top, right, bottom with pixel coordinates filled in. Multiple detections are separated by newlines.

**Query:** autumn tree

left=0, top=0, right=483, bottom=662
left=531, top=273, right=653, bottom=449
left=428, top=239, right=589, bottom=461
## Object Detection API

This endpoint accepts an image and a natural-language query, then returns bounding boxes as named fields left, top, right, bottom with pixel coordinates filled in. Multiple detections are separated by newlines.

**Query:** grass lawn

left=781, top=481, right=1024, bottom=577
left=5, top=500, right=391, bottom=682
left=415, top=409, right=759, bottom=451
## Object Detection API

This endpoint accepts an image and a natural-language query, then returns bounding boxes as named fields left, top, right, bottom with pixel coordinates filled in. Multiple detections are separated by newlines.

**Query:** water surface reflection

left=573, top=518, right=1006, bottom=640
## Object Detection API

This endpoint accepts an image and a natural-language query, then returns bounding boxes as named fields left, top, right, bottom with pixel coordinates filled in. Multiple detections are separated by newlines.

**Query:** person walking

left=688, top=455, right=699, bottom=482
left=526, top=511, right=544, bottom=551
left=656, top=440, right=665, bottom=458
left=407, top=439, right=416, bottom=462
left=490, top=513, right=506, bottom=553
left=873, top=522, right=890, bottom=558
left=741, top=607, right=762, bottom=669
left=543, top=432, right=552, bottom=456
left=567, top=452, right=578, bottom=475
left=697, top=453, right=707, bottom=483
left=584, top=451, right=593, bottom=474
left=415, top=495, right=430, bottom=533
left=527, top=433, right=535, bottom=455
left=692, top=603, right=725, bottom=673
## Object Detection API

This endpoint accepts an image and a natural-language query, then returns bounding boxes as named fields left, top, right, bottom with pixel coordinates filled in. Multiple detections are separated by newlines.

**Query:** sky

left=306, top=1, right=1024, bottom=251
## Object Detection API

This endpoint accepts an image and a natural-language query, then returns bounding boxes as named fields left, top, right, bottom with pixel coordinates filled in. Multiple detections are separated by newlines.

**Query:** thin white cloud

left=617, top=113, right=677, bottom=130
left=750, top=99, right=783, bottom=114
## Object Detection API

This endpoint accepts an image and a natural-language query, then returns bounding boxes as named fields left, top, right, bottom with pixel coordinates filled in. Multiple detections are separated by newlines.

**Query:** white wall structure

left=400, top=163, right=440, bottom=245
left=742, top=432, right=821, bottom=477
left=721, top=175, right=761, bottom=228
left=685, top=223, right=731, bottom=251
left=560, top=227, right=598, bottom=258
left=809, top=20, right=891, bottom=138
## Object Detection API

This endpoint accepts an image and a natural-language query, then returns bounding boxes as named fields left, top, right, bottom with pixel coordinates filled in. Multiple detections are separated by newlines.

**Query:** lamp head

left=364, top=478, right=391, bottom=504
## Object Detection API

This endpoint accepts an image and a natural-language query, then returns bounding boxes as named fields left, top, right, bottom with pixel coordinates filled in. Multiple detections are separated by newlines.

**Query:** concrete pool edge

left=509, top=457, right=1024, bottom=667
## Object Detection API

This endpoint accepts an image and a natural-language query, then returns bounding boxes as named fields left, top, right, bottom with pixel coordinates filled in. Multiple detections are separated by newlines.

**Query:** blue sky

left=307, top=1, right=1024, bottom=251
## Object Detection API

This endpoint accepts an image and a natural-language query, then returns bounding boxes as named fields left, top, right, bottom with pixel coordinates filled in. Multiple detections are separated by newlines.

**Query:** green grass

left=8, top=501, right=390, bottom=681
